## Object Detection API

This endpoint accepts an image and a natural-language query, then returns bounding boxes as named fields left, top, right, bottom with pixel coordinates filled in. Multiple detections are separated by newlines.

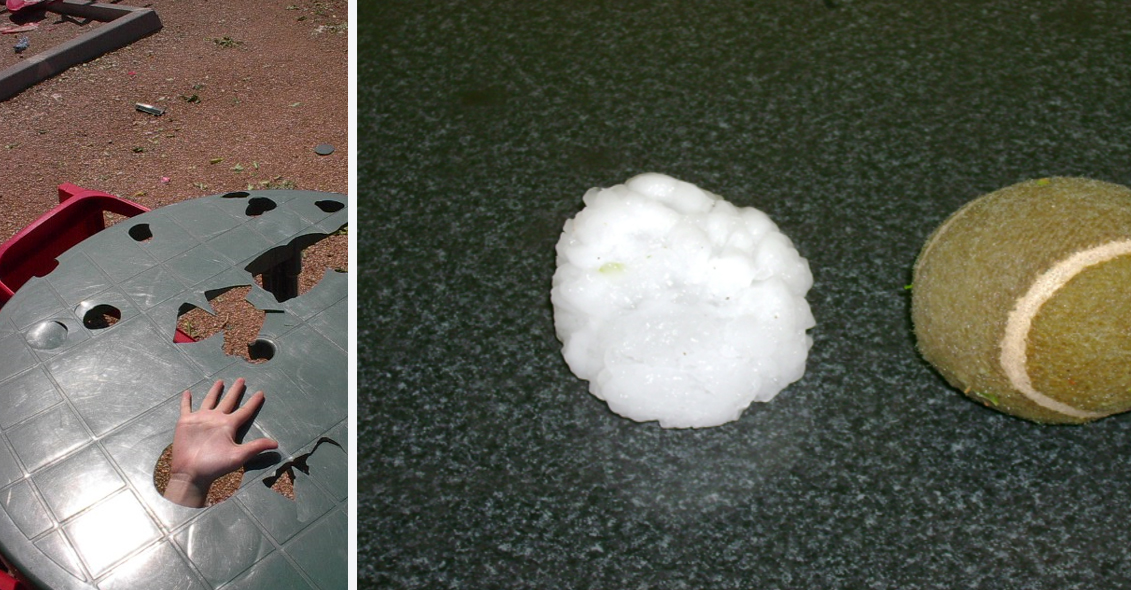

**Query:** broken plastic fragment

left=0, top=22, right=38, bottom=34
left=6, top=0, right=53, bottom=12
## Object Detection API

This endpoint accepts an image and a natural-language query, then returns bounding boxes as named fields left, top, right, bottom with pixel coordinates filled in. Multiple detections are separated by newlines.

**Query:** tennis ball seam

left=1000, top=239, right=1131, bottom=420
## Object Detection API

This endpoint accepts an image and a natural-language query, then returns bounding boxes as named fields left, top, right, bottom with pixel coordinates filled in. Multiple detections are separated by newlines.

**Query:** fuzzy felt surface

left=912, top=177, right=1131, bottom=423
left=1027, top=254, right=1131, bottom=414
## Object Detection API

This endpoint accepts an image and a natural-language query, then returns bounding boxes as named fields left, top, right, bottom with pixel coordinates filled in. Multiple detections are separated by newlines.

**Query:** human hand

left=163, top=378, right=278, bottom=507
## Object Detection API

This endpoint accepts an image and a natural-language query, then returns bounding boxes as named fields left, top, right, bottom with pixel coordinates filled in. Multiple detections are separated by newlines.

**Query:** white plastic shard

left=551, top=173, right=815, bottom=428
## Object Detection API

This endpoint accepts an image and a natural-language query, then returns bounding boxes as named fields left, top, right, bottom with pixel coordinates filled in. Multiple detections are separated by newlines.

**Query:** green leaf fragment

left=598, top=262, right=625, bottom=274
left=971, top=390, right=999, bottom=406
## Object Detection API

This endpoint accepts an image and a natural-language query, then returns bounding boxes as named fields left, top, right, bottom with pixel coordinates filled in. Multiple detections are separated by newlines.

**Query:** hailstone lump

left=551, top=173, right=815, bottom=428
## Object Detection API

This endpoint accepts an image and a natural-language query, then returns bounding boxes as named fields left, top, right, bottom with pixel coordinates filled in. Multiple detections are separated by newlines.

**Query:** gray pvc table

left=0, top=190, right=348, bottom=589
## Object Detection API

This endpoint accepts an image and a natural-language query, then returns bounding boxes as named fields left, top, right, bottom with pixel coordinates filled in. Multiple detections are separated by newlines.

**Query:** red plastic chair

left=0, top=555, right=26, bottom=590
left=0, top=183, right=148, bottom=305
left=0, top=184, right=194, bottom=342
left=0, top=570, right=24, bottom=590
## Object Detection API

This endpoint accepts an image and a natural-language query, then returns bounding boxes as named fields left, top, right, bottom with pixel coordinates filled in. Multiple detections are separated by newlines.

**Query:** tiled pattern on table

left=0, top=334, right=43, bottom=384
left=220, top=550, right=317, bottom=590
left=118, top=263, right=192, bottom=310
left=0, top=367, right=60, bottom=430
left=7, top=402, right=93, bottom=473
left=0, top=480, right=52, bottom=538
left=174, top=500, right=274, bottom=586
left=64, top=491, right=163, bottom=577
left=94, top=540, right=206, bottom=590
left=37, top=445, right=125, bottom=522
left=0, top=438, right=21, bottom=490
left=46, top=316, right=202, bottom=437
left=283, top=509, right=348, bottom=590
left=0, top=191, right=347, bottom=590
left=44, top=252, right=116, bottom=308
left=1, top=279, right=68, bottom=330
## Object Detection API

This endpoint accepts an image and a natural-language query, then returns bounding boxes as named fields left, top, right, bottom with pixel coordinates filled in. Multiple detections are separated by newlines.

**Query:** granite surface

left=357, top=2, right=1131, bottom=588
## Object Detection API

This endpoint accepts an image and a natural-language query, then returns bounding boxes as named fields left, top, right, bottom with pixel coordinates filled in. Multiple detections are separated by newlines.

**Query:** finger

left=231, top=389, right=266, bottom=422
left=180, top=389, right=193, bottom=415
left=237, top=436, right=279, bottom=461
left=218, top=378, right=246, bottom=414
left=201, top=379, right=224, bottom=410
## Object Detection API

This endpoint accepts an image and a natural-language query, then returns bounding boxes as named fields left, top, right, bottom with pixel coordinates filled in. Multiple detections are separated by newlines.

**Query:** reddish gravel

left=0, top=0, right=348, bottom=236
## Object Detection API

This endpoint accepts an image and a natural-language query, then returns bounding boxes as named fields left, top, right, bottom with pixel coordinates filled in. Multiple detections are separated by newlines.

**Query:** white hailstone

left=551, top=173, right=815, bottom=428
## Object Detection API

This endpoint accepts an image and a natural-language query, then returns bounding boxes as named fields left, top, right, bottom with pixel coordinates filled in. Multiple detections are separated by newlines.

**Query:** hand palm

left=170, top=379, right=278, bottom=485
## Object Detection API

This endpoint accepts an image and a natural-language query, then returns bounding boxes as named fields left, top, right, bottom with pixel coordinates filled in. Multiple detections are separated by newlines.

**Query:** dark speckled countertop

left=357, top=2, right=1131, bottom=588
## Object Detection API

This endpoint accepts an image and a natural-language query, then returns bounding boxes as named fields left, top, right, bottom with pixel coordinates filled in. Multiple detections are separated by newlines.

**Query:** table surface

left=359, top=2, right=1131, bottom=588
left=0, top=190, right=348, bottom=590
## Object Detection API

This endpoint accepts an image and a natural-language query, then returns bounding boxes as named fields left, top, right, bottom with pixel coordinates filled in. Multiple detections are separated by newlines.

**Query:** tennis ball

left=912, top=177, right=1131, bottom=424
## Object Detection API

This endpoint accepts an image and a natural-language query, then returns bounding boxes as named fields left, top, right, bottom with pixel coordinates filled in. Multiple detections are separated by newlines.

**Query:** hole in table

left=245, top=224, right=348, bottom=303
left=128, top=223, right=153, bottom=242
left=82, top=304, right=120, bottom=329
left=247, top=339, right=275, bottom=362
left=263, top=437, right=342, bottom=501
left=221, top=191, right=250, bottom=199
left=176, top=287, right=271, bottom=364
left=245, top=197, right=277, bottom=217
left=315, top=199, right=344, bottom=213
left=153, top=443, right=246, bottom=507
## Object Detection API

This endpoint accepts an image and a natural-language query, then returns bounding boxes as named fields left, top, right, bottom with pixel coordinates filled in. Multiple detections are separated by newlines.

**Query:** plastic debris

left=0, top=22, right=39, bottom=34
left=13, top=36, right=29, bottom=54
left=5, top=0, right=55, bottom=13
left=135, top=103, right=165, bottom=116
